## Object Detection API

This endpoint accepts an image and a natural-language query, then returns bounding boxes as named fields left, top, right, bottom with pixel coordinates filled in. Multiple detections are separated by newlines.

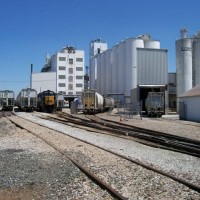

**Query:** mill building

left=90, top=34, right=169, bottom=114
left=31, top=46, right=85, bottom=102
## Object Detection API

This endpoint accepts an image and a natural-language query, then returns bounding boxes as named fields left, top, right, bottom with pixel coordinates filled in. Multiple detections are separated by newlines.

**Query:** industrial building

left=176, top=28, right=200, bottom=111
left=90, top=34, right=168, bottom=114
left=179, top=84, right=200, bottom=122
left=31, top=46, right=85, bottom=100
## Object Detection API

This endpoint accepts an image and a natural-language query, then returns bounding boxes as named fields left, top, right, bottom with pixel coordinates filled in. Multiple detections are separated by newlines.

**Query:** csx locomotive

left=37, top=90, right=57, bottom=113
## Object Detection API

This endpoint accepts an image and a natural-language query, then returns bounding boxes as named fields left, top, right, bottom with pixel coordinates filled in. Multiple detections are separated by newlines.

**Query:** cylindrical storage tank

left=100, top=52, right=106, bottom=95
left=144, top=40, right=160, bottom=49
left=112, top=44, right=119, bottom=93
left=105, top=49, right=112, bottom=94
left=125, top=38, right=144, bottom=97
left=118, top=41, right=126, bottom=93
left=193, top=39, right=200, bottom=86
left=176, top=38, right=193, bottom=111
left=89, top=57, right=96, bottom=89
left=96, top=54, right=101, bottom=92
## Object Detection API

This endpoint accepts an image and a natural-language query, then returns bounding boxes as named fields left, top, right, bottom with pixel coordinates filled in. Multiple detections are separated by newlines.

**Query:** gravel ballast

left=6, top=111, right=200, bottom=199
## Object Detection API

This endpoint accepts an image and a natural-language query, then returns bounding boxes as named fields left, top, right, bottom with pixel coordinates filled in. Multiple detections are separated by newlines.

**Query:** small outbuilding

left=178, top=84, right=200, bottom=122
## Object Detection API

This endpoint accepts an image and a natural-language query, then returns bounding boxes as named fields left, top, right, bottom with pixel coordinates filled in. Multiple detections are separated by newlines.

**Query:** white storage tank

left=105, top=49, right=112, bottom=94
left=96, top=54, right=101, bottom=92
left=125, top=38, right=144, bottom=96
left=176, top=34, right=193, bottom=111
left=144, top=40, right=160, bottom=49
left=193, top=38, right=200, bottom=86
left=112, top=44, right=119, bottom=93
left=100, top=52, right=106, bottom=95
left=118, top=41, right=126, bottom=93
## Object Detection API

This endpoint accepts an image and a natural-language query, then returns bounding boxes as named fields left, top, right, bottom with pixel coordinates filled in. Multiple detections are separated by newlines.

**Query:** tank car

left=16, top=88, right=37, bottom=112
left=37, top=90, right=57, bottom=113
left=81, top=89, right=104, bottom=114
left=145, top=92, right=164, bottom=117
left=0, top=90, right=15, bottom=111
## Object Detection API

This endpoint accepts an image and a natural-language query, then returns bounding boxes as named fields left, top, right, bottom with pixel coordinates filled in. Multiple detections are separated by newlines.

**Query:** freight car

left=0, top=90, right=15, bottom=111
left=37, top=90, right=57, bottom=113
left=56, top=93, right=64, bottom=111
left=16, top=88, right=37, bottom=112
left=81, top=89, right=114, bottom=114
left=145, top=92, right=164, bottom=117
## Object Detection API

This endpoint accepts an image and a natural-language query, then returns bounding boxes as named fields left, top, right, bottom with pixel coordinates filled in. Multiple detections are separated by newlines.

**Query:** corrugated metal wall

left=137, top=49, right=168, bottom=85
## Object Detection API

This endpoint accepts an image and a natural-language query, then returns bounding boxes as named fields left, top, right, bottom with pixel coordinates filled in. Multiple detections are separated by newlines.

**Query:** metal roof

left=179, top=84, right=200, bottom=98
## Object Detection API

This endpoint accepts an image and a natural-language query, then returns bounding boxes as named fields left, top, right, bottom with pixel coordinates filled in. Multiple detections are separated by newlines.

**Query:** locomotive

left=0, top=90, right=15, bottom=111
left=81, top=89, right=114, bottom=114
left=16, top=88, right=37, bottom=112
left=37, top=90, right=57, bottom=113
left=145, top=92, right=164, bottom=117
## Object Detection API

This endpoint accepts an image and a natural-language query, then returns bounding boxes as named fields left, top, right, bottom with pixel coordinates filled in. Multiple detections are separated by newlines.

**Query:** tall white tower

left=176, top=28, right=193, bottom=111
left=89, top=39, right=107, bottom=90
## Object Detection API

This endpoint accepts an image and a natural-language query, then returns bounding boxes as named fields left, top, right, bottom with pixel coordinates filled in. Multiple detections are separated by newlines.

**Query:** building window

left=59, top=66, right=66, bottom=70
left=58, top=91, right=66, bottom=94
left=76, top=58, right=83, bottom=62
left=76, top=67, right=83, bottom=71
left=76, top=84, right=83, bottom=87
left=68, top=84, right=73, bottom=90
left=68, top=68, right=73, bottom=74
left=59, top=57, right=66, bottom=61
left=68, top=76, right=73, bottom=82
left=58, top=83, right=66, bottom=87
left=76, top=76, right=82, bottom=80
left=59, top=75, right=66, bottom=79
left=69, top=59, right=73, bottom=64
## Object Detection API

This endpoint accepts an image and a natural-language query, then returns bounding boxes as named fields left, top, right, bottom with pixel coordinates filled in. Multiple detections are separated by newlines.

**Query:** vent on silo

left=181, top=28, right=188, bottom=38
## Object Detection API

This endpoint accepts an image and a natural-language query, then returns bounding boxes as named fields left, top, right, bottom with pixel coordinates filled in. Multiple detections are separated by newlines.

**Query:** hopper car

left=145, top=92, right=164, bottom=117
left=81, top=89, right=114, bottom=114
left=56, top=93, right=64, bottom=111
left=0, top=90, right=15, bottom=111
left=16, top=88, right=37, bottom=112
left=37, top=90, right=57, bottom=113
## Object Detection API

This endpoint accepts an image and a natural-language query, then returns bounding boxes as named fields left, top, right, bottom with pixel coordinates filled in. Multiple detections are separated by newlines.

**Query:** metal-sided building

left=90, top=34, right=168, bottom=114
left=179, top=84, right=200, bottom=122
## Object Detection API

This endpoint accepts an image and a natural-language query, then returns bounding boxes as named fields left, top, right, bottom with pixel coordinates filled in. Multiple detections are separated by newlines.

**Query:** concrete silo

left=112, top=44, right=119, bottom=93
left=125, top=38, right=144, bottom=97
left=118, top=41, right=126, bottom=93
left=105, top=49, right=112, bottom=94
left=176, top=28, right=193, bottom=111
left=100, top=52, right=106, bottom=94
left=144, top=40, right=160, bottom=49
left=193, top=33, right=200, bottom=86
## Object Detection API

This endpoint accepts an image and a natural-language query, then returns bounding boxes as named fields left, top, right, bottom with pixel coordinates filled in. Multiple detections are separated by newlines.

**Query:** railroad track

left=51, top=112, right=200, bottom=159
left=31, top=111, right=200, bottom=193
left=0, top=111, right=13, bottom=117
left=6, top=114, right=127, bottom=200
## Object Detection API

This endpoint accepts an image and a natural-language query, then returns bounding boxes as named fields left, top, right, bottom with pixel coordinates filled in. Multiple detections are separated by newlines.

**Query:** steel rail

left=9, top=113, right=200, bottom=194
left=7, top=116, right=128, bottom=200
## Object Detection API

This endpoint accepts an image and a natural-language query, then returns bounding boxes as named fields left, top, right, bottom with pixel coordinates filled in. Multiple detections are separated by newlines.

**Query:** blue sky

left=0, top=0, right=200, bottom=95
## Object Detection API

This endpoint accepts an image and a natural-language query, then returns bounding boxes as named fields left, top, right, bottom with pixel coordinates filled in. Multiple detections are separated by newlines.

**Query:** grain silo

left=193, top=32, right=200, bottom=86
left=176, top=28, right=193, bottom=111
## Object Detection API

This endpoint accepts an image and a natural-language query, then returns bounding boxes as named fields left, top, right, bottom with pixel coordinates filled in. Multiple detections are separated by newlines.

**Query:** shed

left=178, top=84, right=200, bottom=122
